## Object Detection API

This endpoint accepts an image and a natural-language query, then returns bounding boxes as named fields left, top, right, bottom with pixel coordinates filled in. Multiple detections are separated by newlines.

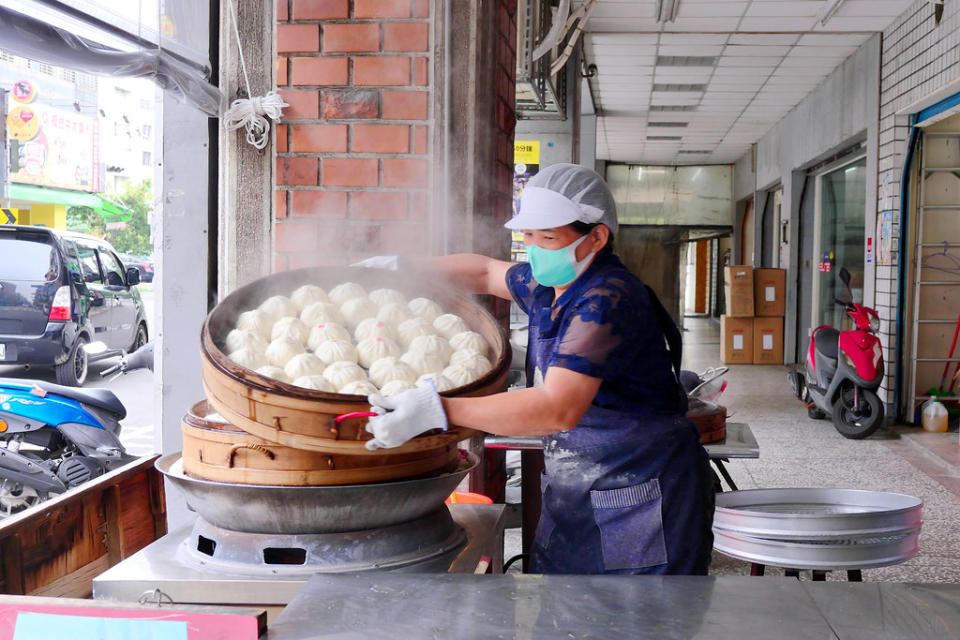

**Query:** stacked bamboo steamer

left=184, top=267, right=510, bottom=486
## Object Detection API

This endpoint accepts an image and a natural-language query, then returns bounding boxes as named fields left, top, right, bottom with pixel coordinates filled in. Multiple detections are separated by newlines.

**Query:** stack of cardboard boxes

left=720, top=266, right=786, bottom=365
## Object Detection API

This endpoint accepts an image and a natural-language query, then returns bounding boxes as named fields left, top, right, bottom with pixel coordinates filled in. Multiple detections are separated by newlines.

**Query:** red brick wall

left=274, top=0, right=432, bottom=270
left=274, top=0, right=516, bottom=270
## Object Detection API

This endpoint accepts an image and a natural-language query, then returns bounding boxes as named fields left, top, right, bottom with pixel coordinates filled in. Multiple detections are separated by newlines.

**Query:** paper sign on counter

left=732, top=334, right=744, bottom=350
left=14, top=612, right=188, bottom=640
left=762, top=334, right=774, bottom=350
left=765, top=286, right=776, bottom=302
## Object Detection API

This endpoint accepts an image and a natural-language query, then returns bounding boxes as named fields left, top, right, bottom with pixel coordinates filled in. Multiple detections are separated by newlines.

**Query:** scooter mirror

left=82, top=341, right=109, bottom=355
left=838, top=267, right=851, bottom=287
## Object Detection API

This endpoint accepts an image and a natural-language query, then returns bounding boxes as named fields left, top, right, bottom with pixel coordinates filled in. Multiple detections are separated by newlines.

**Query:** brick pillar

left=274, top=0, right=516, bottom=269
left=275, top=0, right=433, bottom=269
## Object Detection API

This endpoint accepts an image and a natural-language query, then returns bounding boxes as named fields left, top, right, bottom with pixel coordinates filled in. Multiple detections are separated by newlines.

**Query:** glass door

left=813, top=156, right=867, bottom=330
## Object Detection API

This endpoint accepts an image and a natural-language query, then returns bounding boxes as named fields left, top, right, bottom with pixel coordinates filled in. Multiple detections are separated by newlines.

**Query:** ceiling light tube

left=818, top=0, right=848, bottom=26
left=655, top=0, right=679, bottom=23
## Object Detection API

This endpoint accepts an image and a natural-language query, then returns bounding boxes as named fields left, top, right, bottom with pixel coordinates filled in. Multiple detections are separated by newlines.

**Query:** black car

left=119, top=253, right=154, bottom=283
left=0, top=226, right=148, bottom=386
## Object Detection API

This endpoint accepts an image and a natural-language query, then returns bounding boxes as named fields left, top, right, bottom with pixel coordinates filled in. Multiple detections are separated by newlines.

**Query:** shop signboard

left=5, top=99, right=100, bottom=193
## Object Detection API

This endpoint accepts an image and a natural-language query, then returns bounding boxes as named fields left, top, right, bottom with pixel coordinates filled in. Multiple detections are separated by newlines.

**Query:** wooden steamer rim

left=181, top=400, right=459, bottom=485
left=200, top=266, right=511, bottom=455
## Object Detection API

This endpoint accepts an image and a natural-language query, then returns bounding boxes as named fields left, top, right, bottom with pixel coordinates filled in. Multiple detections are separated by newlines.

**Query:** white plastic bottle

left=921, top=399, right=949, bottom=433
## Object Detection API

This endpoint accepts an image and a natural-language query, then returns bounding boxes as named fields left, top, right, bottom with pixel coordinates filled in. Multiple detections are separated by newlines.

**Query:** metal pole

left=0, top=88, right=8, bottom=204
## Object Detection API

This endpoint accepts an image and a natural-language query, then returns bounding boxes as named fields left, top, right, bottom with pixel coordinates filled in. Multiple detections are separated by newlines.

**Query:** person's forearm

left=405, top=254, right=495, bottom=295
left=441, top=388, right=585, bottom=436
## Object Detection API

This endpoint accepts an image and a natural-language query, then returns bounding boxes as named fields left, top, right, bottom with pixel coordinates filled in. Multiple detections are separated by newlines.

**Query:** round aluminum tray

left=714, top=488, right=923, bottom=540
left=713, top=527, right=921, bottom=570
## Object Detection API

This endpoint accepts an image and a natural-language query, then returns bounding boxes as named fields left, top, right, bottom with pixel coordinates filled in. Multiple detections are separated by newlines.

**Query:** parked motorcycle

left=0, top=341, right=152, bottom=517
left=788, top=268, right=885, bottom=439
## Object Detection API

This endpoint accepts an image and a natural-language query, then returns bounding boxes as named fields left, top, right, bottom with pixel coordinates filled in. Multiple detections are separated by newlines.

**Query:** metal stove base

left=92, top=503, right=505, bottom=607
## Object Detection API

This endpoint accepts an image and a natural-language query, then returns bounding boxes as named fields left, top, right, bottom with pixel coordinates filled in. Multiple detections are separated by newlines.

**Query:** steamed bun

left=290, top=285, right=329, bottom=311
left=368, top=356, right=418, bottom=388
left=369, top=288, right=407, bottom=308
left=400, top=350, right=446, bottom=377
left=416, top=373, right=456, bottom=392
left=433, top=313, right=470, bottom=339
left=396, top=317, right=435, bottom=347
left=271, top=316, right=310, bottom=344
left=356, top=336, right=402, bottom=368
left=236, top=309, right=273, bottom=341
left=340, top=297, right=379, bottom=328
left=291, top=375, right=336, bottom=392
left=225, top=328, right=267, bottom=354
left=284, top=352, right=327, bottom=379
left=450, top=350, right=493, bottom=378
left=377, top=303, right=411, bottom=325
left=449, top=330, right=488, bottom=357
left=380, top=380, right=416, bottom=396
left=408, top=297, right=444, bottom=323
left=323, top=361, right=367, bottom=389
left=307, top=323, right=352, bottom=350
left=259, top=295, right=298, bottom=321
left=300, top=302, right=344, bottom=327
left=266, top=338, right=305, bottom=367
left=228, top=347, right=265, bottom=370
left=338, top=379, right=379, bottom=396
left=315, top=339, right=359, bottom=365
left=442, top=363, right=476, bottom=388
left=408, top=334, right=453, bottom=361
left=254, top=365, right=290, bottom=383
left=354, top=318, right=396, bottom=343
left=329, top=282, right=367, bottom=306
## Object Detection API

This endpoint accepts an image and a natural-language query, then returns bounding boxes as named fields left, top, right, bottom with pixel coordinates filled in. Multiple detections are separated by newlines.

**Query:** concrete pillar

left=782, top=170, right=805, bottom=363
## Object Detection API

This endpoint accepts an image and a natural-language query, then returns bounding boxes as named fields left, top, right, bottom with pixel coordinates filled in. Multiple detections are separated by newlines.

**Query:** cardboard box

left=754, top=268, right=786, bottom=317
left=724, top=265, right=754, bottom=317
left=721, top=315, right=754, bottom=364
left=753, top=316, right=784, bottom=364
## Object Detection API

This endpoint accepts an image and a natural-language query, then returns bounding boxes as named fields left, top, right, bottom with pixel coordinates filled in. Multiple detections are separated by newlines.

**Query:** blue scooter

left=0, top=342, right=152, bottom=517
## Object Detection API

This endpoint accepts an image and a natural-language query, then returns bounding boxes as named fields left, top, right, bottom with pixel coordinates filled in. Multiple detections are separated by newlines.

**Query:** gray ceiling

left=582, top=0, right=916, bottom=164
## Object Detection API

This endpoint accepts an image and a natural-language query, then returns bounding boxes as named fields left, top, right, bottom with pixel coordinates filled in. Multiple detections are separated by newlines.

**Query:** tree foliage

left=66, top=179, right=154, bottom=256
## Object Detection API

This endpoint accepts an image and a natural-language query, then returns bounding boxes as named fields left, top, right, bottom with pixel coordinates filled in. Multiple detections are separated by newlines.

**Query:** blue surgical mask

left=527, top=234, right=594, bottom=287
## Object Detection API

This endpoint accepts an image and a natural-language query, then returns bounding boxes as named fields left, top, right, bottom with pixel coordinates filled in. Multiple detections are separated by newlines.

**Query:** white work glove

left=364, top=383, right=448, bottom=450
left=351, top=255, right=399, bottom=271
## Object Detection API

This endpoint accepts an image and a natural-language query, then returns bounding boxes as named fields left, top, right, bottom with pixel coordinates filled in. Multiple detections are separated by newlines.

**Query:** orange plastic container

left=445, top=491, right=493, bottom=505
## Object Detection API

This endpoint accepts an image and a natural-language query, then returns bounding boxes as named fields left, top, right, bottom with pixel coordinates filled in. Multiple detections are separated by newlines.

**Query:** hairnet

left=505, top=163, right=618, bottom=234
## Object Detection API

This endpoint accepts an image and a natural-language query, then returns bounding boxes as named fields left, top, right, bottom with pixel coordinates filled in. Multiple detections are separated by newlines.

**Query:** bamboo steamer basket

left=200, top=266, right=511, bottom=457
left=181, top=401, right=460, bottom=485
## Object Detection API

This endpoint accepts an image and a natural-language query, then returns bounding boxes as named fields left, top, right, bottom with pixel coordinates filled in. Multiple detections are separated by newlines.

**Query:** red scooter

left=789, top=267, right=885, bottom=439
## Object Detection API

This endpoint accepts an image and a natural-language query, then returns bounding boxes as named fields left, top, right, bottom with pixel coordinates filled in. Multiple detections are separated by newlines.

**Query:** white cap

left=505, top=163, right=618, bottom=234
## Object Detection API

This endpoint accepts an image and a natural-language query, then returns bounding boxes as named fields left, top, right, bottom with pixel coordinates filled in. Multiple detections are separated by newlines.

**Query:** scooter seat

left=0, top=378, right=126, bottom=420
left=814, top=327, right=840, bottom=360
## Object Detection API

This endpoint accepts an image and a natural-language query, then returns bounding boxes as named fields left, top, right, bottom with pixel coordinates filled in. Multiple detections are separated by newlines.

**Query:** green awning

left=7, top=183, right=133, bottom=223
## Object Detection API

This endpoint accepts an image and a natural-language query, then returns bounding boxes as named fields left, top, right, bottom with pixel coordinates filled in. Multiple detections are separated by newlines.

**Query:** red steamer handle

left=334, top=411, right=378, bottom=424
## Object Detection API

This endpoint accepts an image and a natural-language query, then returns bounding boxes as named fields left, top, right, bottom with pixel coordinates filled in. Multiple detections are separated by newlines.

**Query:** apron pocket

left=534, top=473, right=556, bottom=549
left=590, top=478, right=667, bottom=571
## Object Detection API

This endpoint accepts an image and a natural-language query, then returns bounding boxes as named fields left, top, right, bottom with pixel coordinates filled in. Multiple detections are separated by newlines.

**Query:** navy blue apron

left=526, top=266, right=714, bottom=575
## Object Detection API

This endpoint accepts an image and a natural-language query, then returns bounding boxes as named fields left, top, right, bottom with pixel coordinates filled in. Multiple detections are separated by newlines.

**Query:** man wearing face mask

left=356, top=163, right=714, bottom=575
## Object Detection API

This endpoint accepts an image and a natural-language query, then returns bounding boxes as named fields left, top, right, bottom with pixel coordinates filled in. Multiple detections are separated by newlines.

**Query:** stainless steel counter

left=264, top=574, right=960, bottom=639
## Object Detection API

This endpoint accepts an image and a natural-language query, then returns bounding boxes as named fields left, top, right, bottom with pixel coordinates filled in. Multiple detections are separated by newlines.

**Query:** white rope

left=222, top=0, right=288, bottom=149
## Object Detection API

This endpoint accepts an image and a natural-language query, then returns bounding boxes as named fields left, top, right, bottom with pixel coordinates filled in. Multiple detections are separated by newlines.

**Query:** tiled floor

left=682, top=316, right=960, bottom=583
left=505, top=316, right=960, bottom=583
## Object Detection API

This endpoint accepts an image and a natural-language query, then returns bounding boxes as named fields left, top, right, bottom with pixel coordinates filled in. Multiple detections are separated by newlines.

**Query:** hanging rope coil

left=222, top=0, right=287, bottom=149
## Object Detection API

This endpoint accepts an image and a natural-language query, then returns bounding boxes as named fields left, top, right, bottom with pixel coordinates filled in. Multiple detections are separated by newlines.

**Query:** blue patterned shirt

left=506, top=253, right=683, bottom=414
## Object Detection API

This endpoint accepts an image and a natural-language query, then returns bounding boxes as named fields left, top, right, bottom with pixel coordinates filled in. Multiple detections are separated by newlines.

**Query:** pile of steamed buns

left=223, top=283, right=494, bottom=396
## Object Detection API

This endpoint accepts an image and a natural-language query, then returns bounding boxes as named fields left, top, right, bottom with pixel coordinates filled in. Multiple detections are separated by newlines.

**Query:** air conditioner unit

left=516, top=0, right=567, bottom=120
